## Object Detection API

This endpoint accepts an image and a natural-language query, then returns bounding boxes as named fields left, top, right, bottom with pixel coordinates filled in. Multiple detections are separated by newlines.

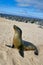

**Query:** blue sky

left=0, top=0, right=43, bottom=19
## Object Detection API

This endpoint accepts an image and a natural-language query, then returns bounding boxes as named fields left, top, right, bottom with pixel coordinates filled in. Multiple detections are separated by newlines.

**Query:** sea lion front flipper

left=19, top=48, right=24, bottom=57
left=5, top=44, right=12, bottom=48
left=18, top=44, right=24, bottom=57
left=12, top=44, right=15, bottom=48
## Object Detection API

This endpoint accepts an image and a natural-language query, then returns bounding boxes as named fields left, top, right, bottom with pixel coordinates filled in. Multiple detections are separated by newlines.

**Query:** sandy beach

left=0, top=17, right=43, bottom=65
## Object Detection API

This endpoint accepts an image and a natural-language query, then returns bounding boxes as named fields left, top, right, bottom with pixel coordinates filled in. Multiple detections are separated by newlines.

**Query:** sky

left=0, top=0, right=43, bottom=19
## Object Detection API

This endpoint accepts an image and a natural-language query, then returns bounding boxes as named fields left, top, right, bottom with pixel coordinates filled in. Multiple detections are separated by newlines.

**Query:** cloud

left=16, top=0, right=43, bottom=11
left=18, top=3, right=30, bottom=7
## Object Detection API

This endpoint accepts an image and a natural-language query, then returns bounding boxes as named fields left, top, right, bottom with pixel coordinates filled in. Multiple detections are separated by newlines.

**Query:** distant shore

left=0, top=13, right=43, bottom=25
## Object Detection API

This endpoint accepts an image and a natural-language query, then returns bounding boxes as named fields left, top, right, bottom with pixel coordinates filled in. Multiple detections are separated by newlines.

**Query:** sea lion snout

left=13, top=25, right=17, bottom=29
left=13, top=25, right=22, bottom=33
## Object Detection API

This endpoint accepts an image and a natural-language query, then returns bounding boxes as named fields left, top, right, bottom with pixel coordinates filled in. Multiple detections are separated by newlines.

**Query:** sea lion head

left=13, top=25, right=22, bottom=38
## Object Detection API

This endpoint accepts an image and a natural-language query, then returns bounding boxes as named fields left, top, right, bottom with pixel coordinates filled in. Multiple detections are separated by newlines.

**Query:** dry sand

left=0, top=17, right=43, bottom=65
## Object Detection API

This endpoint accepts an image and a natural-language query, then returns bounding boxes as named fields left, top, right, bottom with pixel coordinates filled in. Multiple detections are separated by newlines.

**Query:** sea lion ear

left=19, top=48, right=24, bottom=57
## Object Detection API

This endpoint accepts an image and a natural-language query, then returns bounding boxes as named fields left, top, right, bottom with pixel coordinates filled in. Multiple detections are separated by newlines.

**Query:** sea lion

left=12, top=25, right=38, bottom=57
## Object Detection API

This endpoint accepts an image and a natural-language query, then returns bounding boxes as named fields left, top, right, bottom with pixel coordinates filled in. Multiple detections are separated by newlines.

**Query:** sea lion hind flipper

left=19, top=48, right=24, bottom=57
left=34, top=48, right=39, bottom=55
